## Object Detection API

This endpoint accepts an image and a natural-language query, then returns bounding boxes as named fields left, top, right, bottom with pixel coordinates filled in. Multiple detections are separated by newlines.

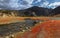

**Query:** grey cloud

left=0, top=0, right=59, bottom=10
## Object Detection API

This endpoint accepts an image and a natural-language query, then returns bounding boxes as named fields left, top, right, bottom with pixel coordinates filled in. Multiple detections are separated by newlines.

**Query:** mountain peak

left=31, top=6, right=40, bottom=8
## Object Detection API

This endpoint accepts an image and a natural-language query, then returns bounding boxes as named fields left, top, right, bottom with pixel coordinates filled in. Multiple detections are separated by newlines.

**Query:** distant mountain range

left=18, top=6, right=52, bottom=16
left=0, top=6, right=60, bottom=17
left=49, top=6, right=60, bottom=17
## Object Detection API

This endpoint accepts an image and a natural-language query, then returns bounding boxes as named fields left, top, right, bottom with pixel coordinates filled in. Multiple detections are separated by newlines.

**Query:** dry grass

left=0, top=16, right=50, bottom=24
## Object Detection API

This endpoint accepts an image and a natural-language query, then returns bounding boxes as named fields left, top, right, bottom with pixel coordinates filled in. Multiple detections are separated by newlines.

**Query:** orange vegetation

left=15, top=20, right=60, bottom=38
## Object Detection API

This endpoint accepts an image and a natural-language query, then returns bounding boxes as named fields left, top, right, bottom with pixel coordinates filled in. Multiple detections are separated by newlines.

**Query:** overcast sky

left=0, top=0, right=60, bottom=10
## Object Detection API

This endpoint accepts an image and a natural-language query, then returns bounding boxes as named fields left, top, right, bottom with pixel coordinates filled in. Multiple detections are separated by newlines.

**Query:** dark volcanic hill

left=18, top=6, right=52, bottom=16
left=49, top=6, right=60, bottom=16
left=1, top=6, right=60, bottom=17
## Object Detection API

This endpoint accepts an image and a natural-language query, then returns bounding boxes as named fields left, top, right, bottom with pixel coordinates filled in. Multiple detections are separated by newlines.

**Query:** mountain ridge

left=0, top=6, right=60, bottom=17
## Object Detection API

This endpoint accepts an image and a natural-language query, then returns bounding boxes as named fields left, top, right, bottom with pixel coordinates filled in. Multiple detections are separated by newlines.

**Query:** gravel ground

left=0, top=20, right=40, bottom=37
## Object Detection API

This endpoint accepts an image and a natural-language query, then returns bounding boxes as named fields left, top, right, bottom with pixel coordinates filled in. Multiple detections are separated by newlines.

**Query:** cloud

left=0, top=0, right=34, bottom=10
left=0, top=0, right=48, bottom=10
left=40, top=0, right=49, bottom=7
left=0, top=0, right=60, bottom=10
left=0, top=0, right=10, bottom=9
left=9, top=0, right=19, bottom=8
left=23, top=0, right=34, bottom=4
left=34, top=0, right=41, bottom=3
left=10, top=0, right=34, bottom=10
left=48, top=2, right=60, bottom=8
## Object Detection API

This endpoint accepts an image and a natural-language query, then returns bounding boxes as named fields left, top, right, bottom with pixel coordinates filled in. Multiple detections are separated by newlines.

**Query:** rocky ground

left=0, top=19, right=41, bottom=38
left=0, top=17, right=60, bottom=38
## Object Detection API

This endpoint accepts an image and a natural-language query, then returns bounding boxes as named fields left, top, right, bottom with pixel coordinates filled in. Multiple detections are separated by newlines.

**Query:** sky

left=0, top=0, right=60, bottom=10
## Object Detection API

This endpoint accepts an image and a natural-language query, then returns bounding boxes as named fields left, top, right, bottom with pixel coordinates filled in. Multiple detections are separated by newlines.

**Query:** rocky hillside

left=0, top=6, right=60, bottom=17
